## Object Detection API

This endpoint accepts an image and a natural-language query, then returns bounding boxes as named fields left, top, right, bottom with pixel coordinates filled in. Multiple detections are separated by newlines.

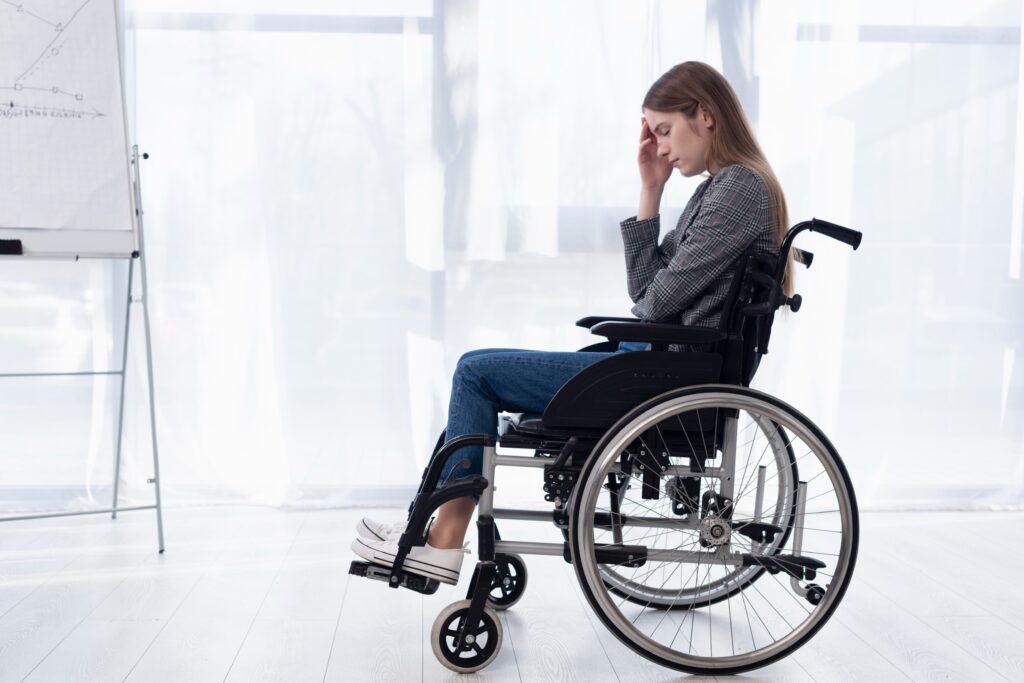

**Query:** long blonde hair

left=643, top=61, right=793, bottom=296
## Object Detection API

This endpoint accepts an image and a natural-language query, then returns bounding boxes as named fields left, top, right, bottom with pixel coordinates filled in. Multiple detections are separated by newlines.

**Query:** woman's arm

left=638, top=185, right=663, bottom=221
left=630, top=165, right=767, bottom=322
left=620, top=213, right=678, bottom=304
left=619, top=117, right=678, bottom=303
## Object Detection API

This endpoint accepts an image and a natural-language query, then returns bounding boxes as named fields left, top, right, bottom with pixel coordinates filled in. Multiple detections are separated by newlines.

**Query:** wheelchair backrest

left=714, top=249, right=781, bottom=387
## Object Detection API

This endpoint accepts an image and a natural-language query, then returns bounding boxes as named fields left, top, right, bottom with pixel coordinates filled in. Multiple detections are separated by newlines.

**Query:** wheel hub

left=699, top=515, right=732, bottom=546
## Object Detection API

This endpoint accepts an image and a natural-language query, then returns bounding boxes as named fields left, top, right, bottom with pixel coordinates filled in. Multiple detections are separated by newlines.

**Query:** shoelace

left=381, top=521, right=407, bottom=535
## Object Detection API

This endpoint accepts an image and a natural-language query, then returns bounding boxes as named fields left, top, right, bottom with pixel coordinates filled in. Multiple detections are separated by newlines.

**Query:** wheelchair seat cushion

left=500, top=412, right=605, bottom=439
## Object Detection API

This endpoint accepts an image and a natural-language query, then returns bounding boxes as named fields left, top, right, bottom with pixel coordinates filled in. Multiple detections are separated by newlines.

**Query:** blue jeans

left=437, top=341, right=648, bottom=491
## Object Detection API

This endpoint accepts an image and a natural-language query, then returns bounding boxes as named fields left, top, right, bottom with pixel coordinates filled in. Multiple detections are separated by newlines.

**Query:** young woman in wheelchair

left=351, top=61, right=792, bottom=585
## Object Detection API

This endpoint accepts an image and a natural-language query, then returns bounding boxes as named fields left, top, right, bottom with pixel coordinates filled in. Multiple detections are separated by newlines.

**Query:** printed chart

left=0, top=0, right=134, bottom=252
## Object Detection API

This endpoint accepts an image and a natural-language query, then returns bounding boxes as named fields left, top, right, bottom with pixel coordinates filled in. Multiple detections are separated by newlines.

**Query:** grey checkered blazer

left=620, top=163, right=780, bottom=332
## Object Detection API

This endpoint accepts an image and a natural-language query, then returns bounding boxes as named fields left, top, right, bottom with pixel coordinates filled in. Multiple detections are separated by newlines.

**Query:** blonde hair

left=643, top=61, right=793, bottom=296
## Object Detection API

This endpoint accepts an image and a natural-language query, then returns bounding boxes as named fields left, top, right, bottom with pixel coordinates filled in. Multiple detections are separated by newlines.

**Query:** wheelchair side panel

left=541, top=351, right=723, bottom=429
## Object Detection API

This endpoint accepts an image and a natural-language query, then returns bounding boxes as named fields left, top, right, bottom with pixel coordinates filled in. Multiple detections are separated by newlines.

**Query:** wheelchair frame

left=350, top=218, right=863, bottom=675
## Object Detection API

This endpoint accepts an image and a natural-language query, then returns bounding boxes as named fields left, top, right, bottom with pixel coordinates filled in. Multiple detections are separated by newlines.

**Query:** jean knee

left=458, top=348, right=498, bottom=365
left=455, top=351, right=486, bottom=383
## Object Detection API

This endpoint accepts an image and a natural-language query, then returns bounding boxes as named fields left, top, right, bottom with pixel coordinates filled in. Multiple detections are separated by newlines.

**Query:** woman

left=351, top=61, right=790, bottom=585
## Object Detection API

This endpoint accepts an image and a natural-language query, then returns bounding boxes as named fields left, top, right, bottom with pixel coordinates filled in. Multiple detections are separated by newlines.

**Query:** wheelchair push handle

left=775, top=218, right=862, bottom=286
left=806, top=218, right=862, bottom=250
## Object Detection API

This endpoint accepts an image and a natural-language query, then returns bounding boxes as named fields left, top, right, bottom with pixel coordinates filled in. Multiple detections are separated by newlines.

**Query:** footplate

left=741, top=554, right=826, bottom=580
left=349, top=560, right=440, bottom=595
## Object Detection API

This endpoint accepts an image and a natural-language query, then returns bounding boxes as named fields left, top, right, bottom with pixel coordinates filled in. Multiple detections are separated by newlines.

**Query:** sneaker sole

left=351, top=537, right=461, bottom=585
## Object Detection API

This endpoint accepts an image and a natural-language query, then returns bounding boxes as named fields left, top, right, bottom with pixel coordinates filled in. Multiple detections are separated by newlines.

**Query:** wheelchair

left=350, top=218, right=862, bottom=675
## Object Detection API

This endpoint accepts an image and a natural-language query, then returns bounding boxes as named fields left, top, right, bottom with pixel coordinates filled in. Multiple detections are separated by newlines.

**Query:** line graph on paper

left=0, top=0, right=134, bottom=240
left=0, top=0, right=109, bottom=119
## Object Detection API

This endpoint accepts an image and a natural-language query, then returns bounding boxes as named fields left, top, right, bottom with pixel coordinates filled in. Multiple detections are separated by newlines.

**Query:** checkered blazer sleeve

left=624, top=165, right=768, bottom=322
left=619, top=213, right=681, bottom=304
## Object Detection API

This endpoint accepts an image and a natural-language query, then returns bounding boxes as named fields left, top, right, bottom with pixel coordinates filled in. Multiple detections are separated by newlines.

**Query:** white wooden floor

left=1, top=506, right=1022, bottom=682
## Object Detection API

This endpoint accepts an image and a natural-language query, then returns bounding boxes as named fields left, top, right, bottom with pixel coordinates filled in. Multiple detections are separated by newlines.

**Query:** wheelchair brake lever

left=743, top=272, right=802, bottom=315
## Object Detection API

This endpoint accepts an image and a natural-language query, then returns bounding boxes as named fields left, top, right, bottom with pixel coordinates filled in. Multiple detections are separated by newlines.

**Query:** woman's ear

left=699, top=104, right=714, bottom=129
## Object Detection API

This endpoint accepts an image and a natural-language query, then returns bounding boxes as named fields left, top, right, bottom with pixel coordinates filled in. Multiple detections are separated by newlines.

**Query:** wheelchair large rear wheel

left=569, top=385, right=858, bottom=675
left=597, top=415, right=797, bottom=610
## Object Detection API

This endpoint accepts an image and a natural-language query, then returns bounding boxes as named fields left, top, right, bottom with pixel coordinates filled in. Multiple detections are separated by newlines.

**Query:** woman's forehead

left=643, top=110, right=682, bottom=127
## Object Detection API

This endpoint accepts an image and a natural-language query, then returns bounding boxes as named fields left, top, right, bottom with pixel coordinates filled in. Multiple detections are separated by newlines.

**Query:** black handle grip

left=809, top=218, right=862, bottom=250
left=0, top=239, right=24, bottom=255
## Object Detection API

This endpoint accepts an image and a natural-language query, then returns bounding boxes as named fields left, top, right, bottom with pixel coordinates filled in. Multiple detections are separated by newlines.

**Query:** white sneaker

left=350, top=536, right=469, bottom=585
left=356, top=517, right=408, bottom=542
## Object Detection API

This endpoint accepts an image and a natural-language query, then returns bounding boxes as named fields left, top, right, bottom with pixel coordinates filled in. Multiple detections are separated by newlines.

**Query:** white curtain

left=0, top=0, right=1020, bottom=513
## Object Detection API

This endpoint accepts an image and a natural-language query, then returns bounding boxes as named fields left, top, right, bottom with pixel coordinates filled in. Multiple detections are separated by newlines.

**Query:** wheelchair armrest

left=575, top=315, right=639, bottom=329
left=590, top=321, right=726, bottom=345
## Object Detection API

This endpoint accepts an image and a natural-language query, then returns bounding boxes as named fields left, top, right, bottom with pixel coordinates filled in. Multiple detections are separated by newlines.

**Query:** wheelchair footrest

left=348, top=560, right=440, bottom=595
left=741, top=553, right=826, bottom=580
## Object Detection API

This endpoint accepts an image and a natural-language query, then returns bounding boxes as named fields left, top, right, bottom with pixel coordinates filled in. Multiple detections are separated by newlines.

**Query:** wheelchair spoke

left=712, top=406, right=719, bottom=469
left=739, top=576, right=776, bottom=646
left=665, top=550, right=705, bottom=651
left=738, top=575, right=758, bottom=651
left=733, top=421, right=796, bottom=500
left=695, top=409, right=711, bottom=461
left=733, top=437, right=782, bottom=506
left=734, top=417, right=767, bottom=511
left=736, top=441, right=809, bottom=502
left=686, top=564, right=716, bottom=653
left=677, top=554, right=714, bottom=651
left=676, top=414, right=705, bottom=465
left=745, top=564, right=808, bottom=625
left=603, top=489, right=680, bottom=520
left=628, top=557, right=689, bottom=625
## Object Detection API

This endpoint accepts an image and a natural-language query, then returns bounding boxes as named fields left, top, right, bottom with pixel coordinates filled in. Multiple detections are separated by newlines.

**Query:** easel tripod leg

left=132, top=145, right=165, bottom=554
left=111, top=257, right=134, bottom=520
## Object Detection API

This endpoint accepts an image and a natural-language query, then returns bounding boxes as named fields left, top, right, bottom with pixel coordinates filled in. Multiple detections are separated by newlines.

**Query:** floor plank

left=790, top=617, right=912, bottom=682
left=834, top=573, right=1009, bottom=682
left=326, top=558, right=423, bottom=682
left=225, top=617, right=338, bottom=683
left=0, top=517, right=154, bottom=683
left=122, top=507, right=307, bottom=683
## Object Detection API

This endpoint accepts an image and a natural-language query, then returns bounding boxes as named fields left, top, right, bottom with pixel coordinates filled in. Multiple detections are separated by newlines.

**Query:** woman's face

left=643, top=106, right=715, bottom=177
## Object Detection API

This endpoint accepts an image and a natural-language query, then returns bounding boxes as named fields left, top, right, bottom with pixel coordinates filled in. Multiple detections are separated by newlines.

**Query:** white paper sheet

left=0, top=0, right=134, bottom=254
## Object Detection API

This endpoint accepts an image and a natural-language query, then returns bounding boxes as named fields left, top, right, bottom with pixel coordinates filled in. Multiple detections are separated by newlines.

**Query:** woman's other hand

left=637, top=117, right=673, bottom=190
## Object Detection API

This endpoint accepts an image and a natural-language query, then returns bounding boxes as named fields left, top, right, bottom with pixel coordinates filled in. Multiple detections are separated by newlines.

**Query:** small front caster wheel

left=488, top=553, right=528, bottom=610
left=431, top=599, right=503, bottom=673
left=805, top=583, right=826, bottom=606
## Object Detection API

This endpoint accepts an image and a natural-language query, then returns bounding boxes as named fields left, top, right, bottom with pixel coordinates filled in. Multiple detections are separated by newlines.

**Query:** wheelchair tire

left=431, top=600, right=503, bottom=674
left=569, top=384, right=858, bottom=675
